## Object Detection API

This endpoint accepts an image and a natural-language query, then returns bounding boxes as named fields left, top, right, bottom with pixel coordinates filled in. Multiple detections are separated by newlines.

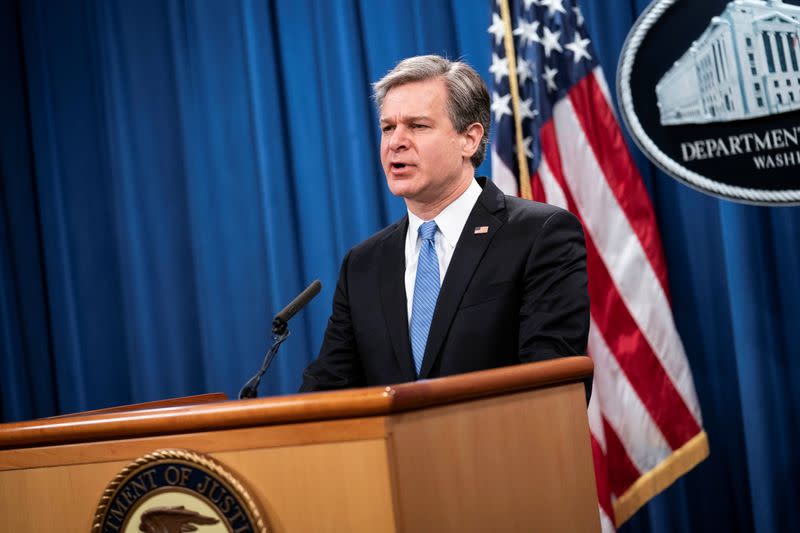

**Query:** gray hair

left=372, top=55, right=490, bottom=168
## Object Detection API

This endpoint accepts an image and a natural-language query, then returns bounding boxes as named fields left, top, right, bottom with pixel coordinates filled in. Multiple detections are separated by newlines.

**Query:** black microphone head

left=273, top=280, right=323, bottom=326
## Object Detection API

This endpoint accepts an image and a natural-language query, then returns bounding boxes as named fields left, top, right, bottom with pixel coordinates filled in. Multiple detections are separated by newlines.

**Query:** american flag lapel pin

left=474, top=226, right=489, bottom=234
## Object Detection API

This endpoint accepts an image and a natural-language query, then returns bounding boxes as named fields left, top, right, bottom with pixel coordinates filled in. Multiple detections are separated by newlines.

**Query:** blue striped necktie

left=410, top=220, right=440, bottom=376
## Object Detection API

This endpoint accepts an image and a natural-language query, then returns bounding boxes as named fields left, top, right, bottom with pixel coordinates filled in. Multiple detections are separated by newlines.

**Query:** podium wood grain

left=0, top=356, right=598, bottom=532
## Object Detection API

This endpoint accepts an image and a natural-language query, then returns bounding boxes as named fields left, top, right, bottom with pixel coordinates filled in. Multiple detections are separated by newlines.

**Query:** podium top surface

left=0, top=356, right=592, bottom=449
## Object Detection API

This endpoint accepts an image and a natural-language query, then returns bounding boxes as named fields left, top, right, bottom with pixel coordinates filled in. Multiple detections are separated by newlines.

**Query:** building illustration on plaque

left=656, top=0, right=800, bottom=125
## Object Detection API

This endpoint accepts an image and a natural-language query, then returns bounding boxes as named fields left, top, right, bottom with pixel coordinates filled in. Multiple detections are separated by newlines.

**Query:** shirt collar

left=407, top=178, right=482, bottom=249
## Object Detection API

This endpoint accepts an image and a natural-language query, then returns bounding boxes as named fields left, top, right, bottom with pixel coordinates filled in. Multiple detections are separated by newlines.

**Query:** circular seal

left=92, top=449, right=268, bottom=533
left=618, top=0, right=800, bottom=205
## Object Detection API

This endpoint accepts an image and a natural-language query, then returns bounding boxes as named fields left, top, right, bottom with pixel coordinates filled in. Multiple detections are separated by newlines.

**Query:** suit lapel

left=419, top=179, right=507, bottom=378
left=378, top=217, right=417, bottom=382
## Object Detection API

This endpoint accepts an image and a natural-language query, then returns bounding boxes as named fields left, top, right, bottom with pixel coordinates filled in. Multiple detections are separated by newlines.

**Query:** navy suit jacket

left=300, top=178, right=589, bottom=391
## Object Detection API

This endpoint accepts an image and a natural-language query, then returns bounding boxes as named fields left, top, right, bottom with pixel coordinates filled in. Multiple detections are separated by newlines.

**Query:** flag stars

left=541, top=26, right=563, bottom=57
left=489, top=53, right=509, bottom=83
left=565, top=35, right=592, bottom=63
left=543, top=65, right=558, bottom=92
left=519, top=97, right=538, bottom=120
left=523, top=0, right=541, bottom=9
left=516, top=56, right=535, bottom=85
left=488, top=13, right=506, bottom=46
left=491, top=92, right=512, bottom=121
left=573, top=6, right=585, bottom=26
left=541, top=0, right=567, bottom=17
left=513, top=19, right=541, bottom=47
left=522, top=136, right=534, bottom=158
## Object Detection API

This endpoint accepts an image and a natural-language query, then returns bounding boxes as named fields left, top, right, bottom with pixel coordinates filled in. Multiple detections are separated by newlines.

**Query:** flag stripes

left=584, top=234, right=701, bottom=449
left=588, top=318, right=672, bottom=473
left=489, top=1, right=709, bottom=528
left=552, top=86, right=703, bottom=425
left=603, top=417, right=643, bottom=497
left=491, top=146, right=519, bottom=197
left=591, top=434, right=615, bottom=520
left=537, top=158, right=567, bottom=210
left=541, top=112, right=700, bottom=452
left=567, top=72, right=670, bottom=296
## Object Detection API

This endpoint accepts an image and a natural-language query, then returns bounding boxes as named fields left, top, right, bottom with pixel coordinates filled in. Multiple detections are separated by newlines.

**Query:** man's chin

left=385, top=179, right=419, bottom=199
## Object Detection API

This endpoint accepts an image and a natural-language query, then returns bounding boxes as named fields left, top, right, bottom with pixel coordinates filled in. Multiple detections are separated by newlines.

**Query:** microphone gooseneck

left=238, top=280, right=322, bottom=399
left=238, top=329, right=291, bottom=399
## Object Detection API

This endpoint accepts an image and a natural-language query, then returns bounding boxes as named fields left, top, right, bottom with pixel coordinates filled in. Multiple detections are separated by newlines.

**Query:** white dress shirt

left=404, top=179, right=483, bottom=323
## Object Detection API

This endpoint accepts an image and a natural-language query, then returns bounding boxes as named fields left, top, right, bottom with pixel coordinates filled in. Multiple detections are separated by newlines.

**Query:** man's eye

left=382, top=125, right=394, bottom=133
left=411, top=124, right=427, bottom=129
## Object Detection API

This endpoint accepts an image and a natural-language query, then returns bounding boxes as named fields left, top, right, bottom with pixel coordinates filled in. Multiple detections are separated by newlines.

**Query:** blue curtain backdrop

left=1, top=0, right=799, bottom=531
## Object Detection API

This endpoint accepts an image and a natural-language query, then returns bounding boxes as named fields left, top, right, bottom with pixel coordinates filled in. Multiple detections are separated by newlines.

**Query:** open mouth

left=391, top=163, right=409, bottom=169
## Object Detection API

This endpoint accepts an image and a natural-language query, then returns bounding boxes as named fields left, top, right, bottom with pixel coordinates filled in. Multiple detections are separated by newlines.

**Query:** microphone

left=272, top=279, right=322, bottom=335
left=239, top=280, right=322, bottom=399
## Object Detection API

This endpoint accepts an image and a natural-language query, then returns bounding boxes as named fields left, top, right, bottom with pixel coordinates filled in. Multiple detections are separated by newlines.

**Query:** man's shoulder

left=477, top=177, right=577, bottom=228
left=502, top=194, right=578, bottom=229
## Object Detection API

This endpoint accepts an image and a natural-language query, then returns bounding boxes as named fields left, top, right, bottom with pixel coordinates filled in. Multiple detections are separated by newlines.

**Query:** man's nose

left=387, top=125, right=409, bottom=151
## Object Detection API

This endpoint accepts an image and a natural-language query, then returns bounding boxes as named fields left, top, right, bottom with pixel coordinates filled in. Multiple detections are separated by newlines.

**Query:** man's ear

left=461, top=122, right=484, bottom=159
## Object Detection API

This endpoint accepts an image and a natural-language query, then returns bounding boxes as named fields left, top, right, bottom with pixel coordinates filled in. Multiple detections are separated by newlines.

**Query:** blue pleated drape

left=2, top=1, right=799, bottom=532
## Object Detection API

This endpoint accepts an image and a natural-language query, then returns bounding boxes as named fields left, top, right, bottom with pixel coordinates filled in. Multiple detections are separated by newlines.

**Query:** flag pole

left=499, top=0, right=533, bottom=200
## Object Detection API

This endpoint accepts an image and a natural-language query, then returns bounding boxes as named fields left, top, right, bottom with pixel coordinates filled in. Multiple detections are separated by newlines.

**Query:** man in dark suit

left=301, top=55, right=588, bottom=391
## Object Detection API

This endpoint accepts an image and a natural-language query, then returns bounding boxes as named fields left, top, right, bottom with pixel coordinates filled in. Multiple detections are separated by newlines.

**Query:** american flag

left=488, top=0, right=709, bottom=530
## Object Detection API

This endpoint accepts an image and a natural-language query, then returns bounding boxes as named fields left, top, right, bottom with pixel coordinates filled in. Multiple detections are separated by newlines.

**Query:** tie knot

left=418, top=220, right=438, bottom=242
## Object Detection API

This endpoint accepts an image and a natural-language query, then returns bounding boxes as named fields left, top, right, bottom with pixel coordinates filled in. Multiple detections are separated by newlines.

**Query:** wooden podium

left=0, top=356, right=599, bottom=532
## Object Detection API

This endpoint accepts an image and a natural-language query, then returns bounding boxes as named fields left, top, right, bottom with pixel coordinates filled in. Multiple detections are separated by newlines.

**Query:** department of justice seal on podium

left=92, top=449, right=268, bottom=533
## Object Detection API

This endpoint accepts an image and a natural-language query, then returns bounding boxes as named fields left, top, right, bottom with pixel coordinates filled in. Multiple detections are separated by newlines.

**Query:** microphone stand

left=238, top=280, right=321, bottom=400
left=238, top=320, right=291, bottom=400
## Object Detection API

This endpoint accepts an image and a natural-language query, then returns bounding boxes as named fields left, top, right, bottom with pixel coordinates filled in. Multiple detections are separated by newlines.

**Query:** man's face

left=379, top=78, right=471, bottom=205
